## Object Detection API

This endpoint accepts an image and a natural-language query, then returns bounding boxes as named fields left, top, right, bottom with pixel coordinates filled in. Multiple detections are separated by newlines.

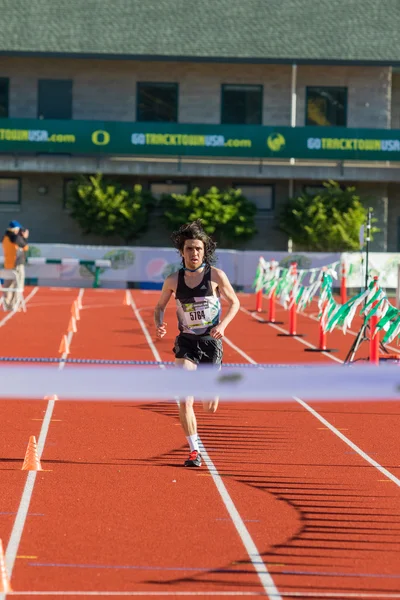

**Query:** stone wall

left=0, top=57, right=391, bottom=128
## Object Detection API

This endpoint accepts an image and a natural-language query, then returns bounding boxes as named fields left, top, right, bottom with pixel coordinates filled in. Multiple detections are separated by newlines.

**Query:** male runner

left=154, top=220, right=240, bottom=467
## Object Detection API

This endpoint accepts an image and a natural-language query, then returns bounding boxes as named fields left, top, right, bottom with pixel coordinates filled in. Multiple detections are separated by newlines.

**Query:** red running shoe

left=184, top=450, right=202, bottom=467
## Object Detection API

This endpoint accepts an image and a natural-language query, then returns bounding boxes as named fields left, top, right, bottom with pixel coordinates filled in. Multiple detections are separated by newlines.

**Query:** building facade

left=1, top=1, right=400, bottom=250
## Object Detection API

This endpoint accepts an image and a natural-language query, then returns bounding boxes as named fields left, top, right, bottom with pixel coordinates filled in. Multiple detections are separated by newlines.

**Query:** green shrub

left=279, top=180, right=378, bottom=251
left=67, top=174, right=154, bottom=242
left=160, top=186, right=257, bottom=246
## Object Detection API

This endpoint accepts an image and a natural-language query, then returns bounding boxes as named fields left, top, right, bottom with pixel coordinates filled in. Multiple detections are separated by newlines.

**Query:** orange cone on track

left=22, top=436, right=42, bottom=471
left=123, top=290, right=131, bottom=306
left=71, top=300, right=80, bottom=321
left=59, top=335, right=70, bottom=355
left=0, top=539, right=12, bottom=593
left=68, top=316, right=77, bottom=333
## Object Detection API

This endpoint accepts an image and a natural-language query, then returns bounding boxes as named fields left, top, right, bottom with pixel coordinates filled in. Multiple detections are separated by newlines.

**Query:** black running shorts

left=173, top=334, right=223, bottom=365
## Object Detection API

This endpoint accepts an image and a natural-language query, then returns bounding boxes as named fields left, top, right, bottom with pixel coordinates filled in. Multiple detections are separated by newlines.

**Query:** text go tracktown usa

left=131, top=132, right=252, bottom=148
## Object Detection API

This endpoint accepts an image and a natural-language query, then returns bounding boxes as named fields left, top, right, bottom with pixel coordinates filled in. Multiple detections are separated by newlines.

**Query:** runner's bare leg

left=203, top=398, right=219, bottom=413
left=176, top=358, right=197, bottom=435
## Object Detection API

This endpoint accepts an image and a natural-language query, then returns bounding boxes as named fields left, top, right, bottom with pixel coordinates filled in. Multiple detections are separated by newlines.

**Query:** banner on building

left=1, top=118, right=400, bottom=161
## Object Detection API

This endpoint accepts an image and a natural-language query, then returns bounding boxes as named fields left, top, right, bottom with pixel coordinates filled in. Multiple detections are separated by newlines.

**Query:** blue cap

left=9, top=220, right=22, bottom=229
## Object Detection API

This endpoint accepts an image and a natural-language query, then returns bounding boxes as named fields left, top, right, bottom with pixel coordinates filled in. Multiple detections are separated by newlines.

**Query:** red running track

left=0, top=287, right=399, bottom=599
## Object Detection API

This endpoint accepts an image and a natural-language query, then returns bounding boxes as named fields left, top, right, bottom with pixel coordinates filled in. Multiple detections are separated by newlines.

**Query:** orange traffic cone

left=71, top=300, right=80, bottom=321
left=22, top=436, right=42, bottom=471
left=68, top=316, right=77, bottom=333
left=59, top=335, right=70, bottom=355
left=0, top=539, right=12, bottom=592
left=123, top=290, right=131, bottom=306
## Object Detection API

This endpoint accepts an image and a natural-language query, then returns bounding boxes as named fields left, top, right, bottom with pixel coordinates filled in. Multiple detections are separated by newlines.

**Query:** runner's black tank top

left=175, top=266, right=221, bottom=336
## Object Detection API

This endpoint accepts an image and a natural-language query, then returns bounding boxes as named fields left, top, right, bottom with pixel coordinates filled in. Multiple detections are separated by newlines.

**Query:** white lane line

left=293, top=396, right=400, bottom=487
left=59, top=288, right=85, bottom=371
left=239, top=305, right=343, bottom=364
left=0, top=287, right=39, bottom=327
left=80, top=304, right=123, bottom=310
left=217, top=297, right=259, bottom=364
left=199, top=443, right=282, bottom=598
left=1, top=289, right=86, bottom=599
left=83, top=289, right=118, bottom=293
left=130, top=293, right=281, bottom=599
left=274, top=592, right=400, bottom=599
left=226, top=314, right=400, bottom=489
left=6, top=592, right=263, bottom=597
left=1, top=472, right=37, bottom=600
left=15, top=301, right=77, bottom=309
left=3, top=389, right=58, bottom=592
left=7, top=590, right=400, bottom=598
left=128, top=292, right=163, bottom=366
left=223, top=336, right=257, bottom=364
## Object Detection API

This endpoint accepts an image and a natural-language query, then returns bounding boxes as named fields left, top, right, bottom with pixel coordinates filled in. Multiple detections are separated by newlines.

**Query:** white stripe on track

left=0, top=289, right=85, bottom=600
left=130, top=292, right=281, bottom=599
left=7, top=590, right=400, bottom=598
left=230, top=308, right=400, bottom=488
left=0, top=287, right=39, bottom=328
left=277, top=593, right=400, bottom=599
left=198, top=443, right=282, bottom=598
left=6, top=592, right=263, bottom=597
left=128, top=292, right=164, bottom=366
left=223, top=336, right=257, bottom=364
left=293, top=395, right=400, bottom=487
left=239, top=305, right=343, bottom=363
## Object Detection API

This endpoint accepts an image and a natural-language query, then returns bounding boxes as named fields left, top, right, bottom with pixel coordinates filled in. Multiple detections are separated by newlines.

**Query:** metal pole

left=289, top=63, right=297, bottom=193
left=288, top=63, right=297, bottom=256
left=365, top=208, right=372, bottom=291
left=290, top=63, right=297, bottom=129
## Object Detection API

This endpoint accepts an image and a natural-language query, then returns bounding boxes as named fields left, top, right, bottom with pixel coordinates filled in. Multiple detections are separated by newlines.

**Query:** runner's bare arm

left=154, top=275, right=176, bottom=338
left=210, top=269, right=240, bottom=339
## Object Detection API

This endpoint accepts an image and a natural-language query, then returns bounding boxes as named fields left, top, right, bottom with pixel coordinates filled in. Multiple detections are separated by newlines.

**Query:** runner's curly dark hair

left=171, top=220, right=217, bottom=266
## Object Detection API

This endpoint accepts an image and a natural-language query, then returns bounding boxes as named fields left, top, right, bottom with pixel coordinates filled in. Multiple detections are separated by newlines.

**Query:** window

left=38, top=79, right=73, bottom=119
left=221, top=85, right=262, bottom=125
left=306, top=87, right=347, bottom=127
left=0, top=178, right=20, bottom=205
left=0, top=78, right=9, bottom=118
left=235, top=184, right=274, bottom=212
left=137, top=83, right=178, bottom=122
left=150, top=182, right=188, bottom=199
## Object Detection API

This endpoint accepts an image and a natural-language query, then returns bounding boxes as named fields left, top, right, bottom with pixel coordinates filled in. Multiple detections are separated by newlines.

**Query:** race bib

left=183, top=300, right=212, bottom=329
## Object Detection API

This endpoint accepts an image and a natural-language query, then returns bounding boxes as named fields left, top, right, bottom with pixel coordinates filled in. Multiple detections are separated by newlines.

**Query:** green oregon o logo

left=267, top=133, right=286, bottom=152
left=92, top=130, right=111, bottom=146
